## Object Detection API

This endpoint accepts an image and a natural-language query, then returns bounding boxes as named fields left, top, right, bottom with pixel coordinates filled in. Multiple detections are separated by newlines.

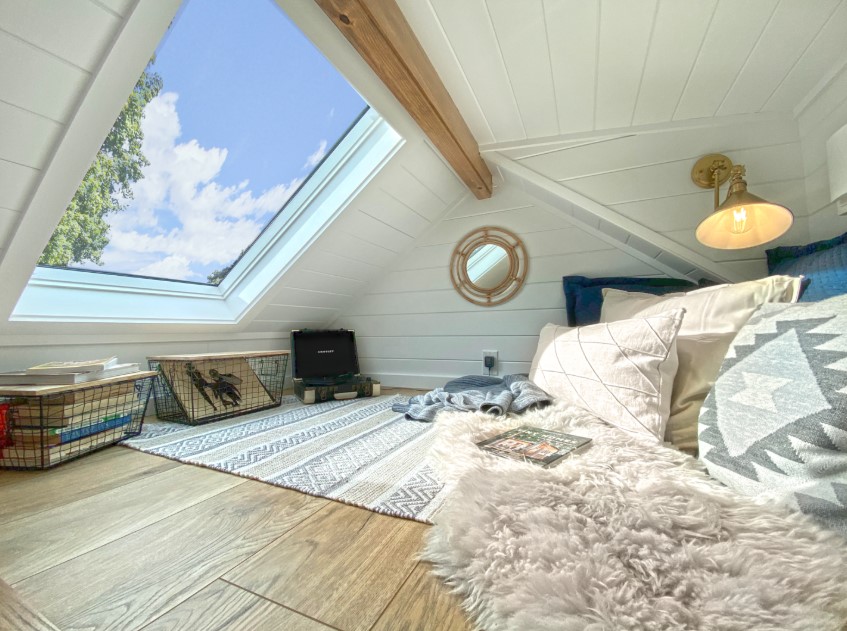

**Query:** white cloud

left=136, top=255, right=194, bottom=280
left=101, top=92, right=304, bottom=280
left=303, top=139, right=328, bottom=170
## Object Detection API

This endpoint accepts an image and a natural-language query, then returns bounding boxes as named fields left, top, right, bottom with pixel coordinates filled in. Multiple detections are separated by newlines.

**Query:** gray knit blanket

left=392, top=374, right=552, bottom=422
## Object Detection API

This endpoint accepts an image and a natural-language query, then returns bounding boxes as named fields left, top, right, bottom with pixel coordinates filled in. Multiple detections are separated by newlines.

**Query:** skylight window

left=40, top=0, right=367, bottom=285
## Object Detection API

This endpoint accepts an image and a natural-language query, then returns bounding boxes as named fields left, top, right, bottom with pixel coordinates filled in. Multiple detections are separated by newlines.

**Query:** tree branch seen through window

left=39, top=63, right=162, bottom=267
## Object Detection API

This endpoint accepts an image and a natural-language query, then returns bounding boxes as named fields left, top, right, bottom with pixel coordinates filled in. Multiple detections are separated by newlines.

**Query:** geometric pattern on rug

left=699, top=295, right=847, bottom=536
left=123, top=394, right=447, bottom=523
left=376, top=464, right=443, bottom=517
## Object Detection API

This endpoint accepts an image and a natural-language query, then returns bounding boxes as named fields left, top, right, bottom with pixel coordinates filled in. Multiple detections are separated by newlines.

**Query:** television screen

left=291, top=330, right=359, bottom=379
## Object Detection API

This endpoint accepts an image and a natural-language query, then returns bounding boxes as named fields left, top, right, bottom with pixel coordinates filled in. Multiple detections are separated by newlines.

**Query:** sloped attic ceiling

left=394, top=0, right=847, bottom=283
left=0, top=0, right=467, bottom=341
left=402, top=0, right=847, bottom=143
left=1, top=0, right=846, bottom=358
left=326, top=0, right=847, bottom=387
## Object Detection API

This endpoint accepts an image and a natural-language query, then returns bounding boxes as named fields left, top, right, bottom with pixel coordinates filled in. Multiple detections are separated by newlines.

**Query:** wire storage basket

left=147, top=351, right=289, bottom=425
left=0, top=373, right=156, bottom=470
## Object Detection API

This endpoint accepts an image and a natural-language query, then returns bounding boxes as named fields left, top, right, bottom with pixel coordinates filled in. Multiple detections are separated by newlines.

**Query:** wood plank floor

left=0, top=388, right=473, bottom=631
left=0, top=579, right=59, bottom=631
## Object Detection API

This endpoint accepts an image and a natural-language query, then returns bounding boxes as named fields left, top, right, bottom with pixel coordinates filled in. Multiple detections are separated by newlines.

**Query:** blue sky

left=79, top=0, right=367, bottom=281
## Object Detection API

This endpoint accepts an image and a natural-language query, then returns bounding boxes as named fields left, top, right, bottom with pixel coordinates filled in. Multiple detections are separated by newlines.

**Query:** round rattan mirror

left=450, top=226, right=528, bottom=306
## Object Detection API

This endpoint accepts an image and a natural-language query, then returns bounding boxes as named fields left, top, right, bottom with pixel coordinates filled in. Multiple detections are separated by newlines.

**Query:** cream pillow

left=528, top=309, right=684, bottom=441
left=600, top=275, right=804, bottom=451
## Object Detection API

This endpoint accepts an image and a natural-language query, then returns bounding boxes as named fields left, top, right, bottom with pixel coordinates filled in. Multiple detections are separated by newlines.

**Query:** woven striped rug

left=123, top=394, right=447, bottom=523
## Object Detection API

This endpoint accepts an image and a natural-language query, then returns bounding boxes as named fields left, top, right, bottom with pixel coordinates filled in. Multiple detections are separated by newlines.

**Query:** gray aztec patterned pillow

left=699, top=293, right=847, bottom=536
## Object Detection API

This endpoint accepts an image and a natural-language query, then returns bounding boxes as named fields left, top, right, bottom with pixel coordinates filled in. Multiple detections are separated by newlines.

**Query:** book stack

left=0, top=359, right=149, bottom=469
left=0, top=356, right=141, bottom=386
left=2, top=418, right=134, bottom=469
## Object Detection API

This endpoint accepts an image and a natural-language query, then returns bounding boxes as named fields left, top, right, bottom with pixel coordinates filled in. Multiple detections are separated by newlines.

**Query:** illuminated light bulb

left=694, top=163, right=793, bottom=249
left=731, top=207, right=748, bottom=234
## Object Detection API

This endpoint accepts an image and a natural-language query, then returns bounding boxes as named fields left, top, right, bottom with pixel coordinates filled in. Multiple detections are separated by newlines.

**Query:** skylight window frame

left=216, top=106, right=371, bottom=296
left=12, top=108, right=402, bottom=326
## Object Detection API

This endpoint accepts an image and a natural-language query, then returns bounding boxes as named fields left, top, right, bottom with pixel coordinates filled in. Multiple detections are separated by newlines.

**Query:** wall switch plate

left=482, top=350, right=498, bottom=376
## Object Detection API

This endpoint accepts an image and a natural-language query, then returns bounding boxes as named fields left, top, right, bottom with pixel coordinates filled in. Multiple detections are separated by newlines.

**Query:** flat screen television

left=290, top=329, right=360, bottom=381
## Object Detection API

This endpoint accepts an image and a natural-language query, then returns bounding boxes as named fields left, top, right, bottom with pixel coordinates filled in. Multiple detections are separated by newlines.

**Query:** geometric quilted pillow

left=699, top=294, right=847, bottom=536
left=601, top=275, right=805, bottom=452
left=529, top=309, right=684, bottom=441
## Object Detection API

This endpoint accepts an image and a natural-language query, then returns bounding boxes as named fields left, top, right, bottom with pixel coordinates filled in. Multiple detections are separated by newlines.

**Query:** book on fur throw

left=476, top=425, right=591, bottom=468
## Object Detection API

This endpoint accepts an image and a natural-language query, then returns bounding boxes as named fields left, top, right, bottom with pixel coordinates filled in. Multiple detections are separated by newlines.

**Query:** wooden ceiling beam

left=314, top=0, right=492, bottom=199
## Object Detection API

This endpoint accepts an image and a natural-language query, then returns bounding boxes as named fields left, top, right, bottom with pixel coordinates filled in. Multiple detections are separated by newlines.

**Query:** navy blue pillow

left=562, top=276, right=699, bottom=326
left=767, top=232, right=847, bottom=302
left=767, top=231, right=847, bottom=268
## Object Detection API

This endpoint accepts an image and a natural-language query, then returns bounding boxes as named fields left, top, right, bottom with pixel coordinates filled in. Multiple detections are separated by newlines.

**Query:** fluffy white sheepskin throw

left=423, top=403, right=847, bottom=631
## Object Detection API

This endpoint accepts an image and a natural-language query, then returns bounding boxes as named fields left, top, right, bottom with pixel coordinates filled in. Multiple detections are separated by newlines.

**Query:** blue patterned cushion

left=562, top=275, right=697, bottom=326
left=767, top=232, right=847, bottom=302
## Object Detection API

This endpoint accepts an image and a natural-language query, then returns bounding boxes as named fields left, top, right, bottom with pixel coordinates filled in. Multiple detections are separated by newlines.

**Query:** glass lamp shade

left=695, top=180, right=793, bottom=250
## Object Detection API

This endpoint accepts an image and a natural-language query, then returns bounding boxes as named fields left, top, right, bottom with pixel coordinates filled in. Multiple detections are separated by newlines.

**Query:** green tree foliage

left=207, top=249, right=246, bottom=285
left=207, top=261, right=236, bottom=286
left=38, top=65, right=163, bottom=266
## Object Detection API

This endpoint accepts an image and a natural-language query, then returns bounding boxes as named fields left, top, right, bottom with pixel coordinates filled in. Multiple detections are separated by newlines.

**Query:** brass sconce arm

left=691, top=154, right=733, bottom=209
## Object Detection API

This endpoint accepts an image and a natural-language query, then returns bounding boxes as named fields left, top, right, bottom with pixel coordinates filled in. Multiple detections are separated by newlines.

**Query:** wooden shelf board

left=147, top=351, right=289, bottom=361
left=0, top=371, right=158, bottom=397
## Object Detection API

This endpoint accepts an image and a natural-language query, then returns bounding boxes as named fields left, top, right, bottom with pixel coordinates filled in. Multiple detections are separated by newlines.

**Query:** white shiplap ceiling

left=2, top=0, right=846, bottom=338
left=399, top=0, right=847, bottom=145
left=0, top=0, right=135, bottom=200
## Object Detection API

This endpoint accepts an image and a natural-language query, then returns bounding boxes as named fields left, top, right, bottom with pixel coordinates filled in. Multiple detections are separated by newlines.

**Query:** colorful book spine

left=11, top=414, right=133, bottom=446
left=11, top=392, right=138, bottom=426
left=0, top=424, right=133, bottom=468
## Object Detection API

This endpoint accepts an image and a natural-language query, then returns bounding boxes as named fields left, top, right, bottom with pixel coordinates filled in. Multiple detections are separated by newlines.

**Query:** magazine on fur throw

left=476, top=425, right=591, bottom=468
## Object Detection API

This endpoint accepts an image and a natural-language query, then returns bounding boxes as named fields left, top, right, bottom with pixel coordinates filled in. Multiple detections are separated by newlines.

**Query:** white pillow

left=528, top=309, right=684, bottom=441
left=600, top=275, right=804, bottom=451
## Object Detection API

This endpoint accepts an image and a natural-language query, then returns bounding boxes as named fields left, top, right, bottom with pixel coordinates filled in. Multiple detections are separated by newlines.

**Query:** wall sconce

left=691, top=153, right=793, bottom=249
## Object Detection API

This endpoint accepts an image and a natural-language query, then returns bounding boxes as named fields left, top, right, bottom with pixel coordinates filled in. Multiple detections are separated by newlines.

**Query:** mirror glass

left=467, top=244, right=509, bottom=289
left=450, top=226, right=528, bottom=307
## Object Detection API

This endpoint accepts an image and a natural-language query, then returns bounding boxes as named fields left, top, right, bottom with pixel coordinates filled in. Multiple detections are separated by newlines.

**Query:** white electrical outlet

left=482, top=350, right=498, bottom=376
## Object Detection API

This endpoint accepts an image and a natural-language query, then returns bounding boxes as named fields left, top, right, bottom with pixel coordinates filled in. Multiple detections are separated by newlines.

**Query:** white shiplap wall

left=0, top=331, right=291, bottom=377
left=336, top=182, right=671, bottom=389
left=499, top=114, right=809, bottom=280
left=337, top=113, right=808, bottom=388
left=798, top=59, right=847, bottom=241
